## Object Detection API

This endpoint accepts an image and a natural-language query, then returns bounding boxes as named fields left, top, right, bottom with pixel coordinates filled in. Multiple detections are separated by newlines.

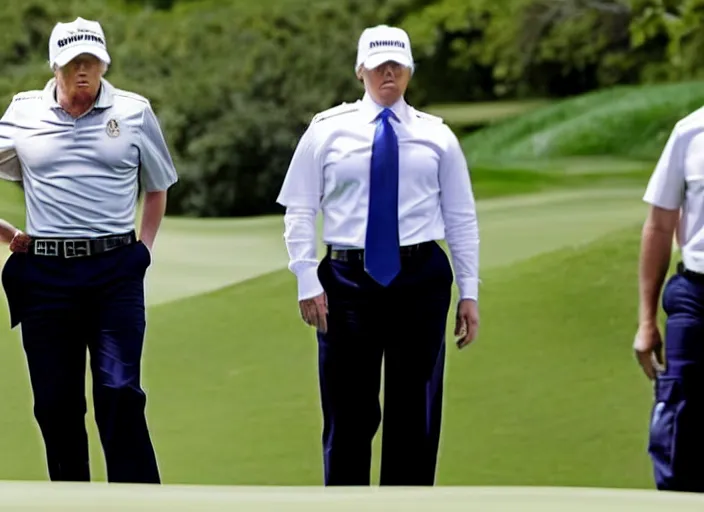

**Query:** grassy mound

left=462, top=81, right=704, bottom=165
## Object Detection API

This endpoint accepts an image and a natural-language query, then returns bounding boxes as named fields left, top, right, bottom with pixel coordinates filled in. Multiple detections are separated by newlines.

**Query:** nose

left=75, top=59, right=91, bottom=73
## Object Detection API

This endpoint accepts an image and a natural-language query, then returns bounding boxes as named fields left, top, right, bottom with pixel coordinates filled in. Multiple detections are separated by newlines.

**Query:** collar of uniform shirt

left=359, top=91, right=411, bottom=125
left=42, top=77, right=114, bottom=112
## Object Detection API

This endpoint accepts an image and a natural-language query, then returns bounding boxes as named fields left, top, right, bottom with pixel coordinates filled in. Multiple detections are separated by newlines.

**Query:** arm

left=638, top=206, right=679, bottom=328
left=635, top=123, right=687, bottom=378
left=139, top=191, right=167, bottom=250
left=0, top=219, right=20, bottom=244
left=639, top=124, right=686, bottom=325
left=283, top=207, right=324, bottom=300
left=0, top=101, right=22, bottom=182
left=276, top=122, right=327, bottom=331
left=276, top=123, right=325, bottom=301
left=438, top=126, right=480, bottom=347
left=438, top=126, right=480, bottom=301
left=138, top=103, right=178, bottom=251
left=0, top=100, right=26, bottom=250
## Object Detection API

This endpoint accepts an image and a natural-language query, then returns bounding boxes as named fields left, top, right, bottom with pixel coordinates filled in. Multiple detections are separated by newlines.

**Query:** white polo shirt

left=276, top=92, right=480, bottom=301
left=0, top=77, right=178, bottom=238
left=644, top=106, right=704, bottom=272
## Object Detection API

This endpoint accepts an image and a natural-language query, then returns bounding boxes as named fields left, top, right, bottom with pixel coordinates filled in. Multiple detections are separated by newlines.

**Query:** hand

left=140, top=239, right=154, bottom=257
left=455, top=299, right=479, bottom=349
left=9, top=231, right=30, bottom=253
left=299, top=292, right=328, bottom=333
left=634, top=322, right=665, bottom=380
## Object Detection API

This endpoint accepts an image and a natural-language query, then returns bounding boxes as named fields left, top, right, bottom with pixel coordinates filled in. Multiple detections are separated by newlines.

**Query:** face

left=54, top=53, right=104, bottom=104
left=359, top=61, right=411, bottom=106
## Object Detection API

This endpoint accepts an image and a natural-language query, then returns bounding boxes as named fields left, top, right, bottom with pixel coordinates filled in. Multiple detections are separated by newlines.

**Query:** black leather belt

left=28, top=231, right=137, bottom=258
left=329, top=242, right=432, bottom=262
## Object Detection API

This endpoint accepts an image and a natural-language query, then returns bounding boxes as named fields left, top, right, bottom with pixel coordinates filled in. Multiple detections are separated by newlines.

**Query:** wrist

left=6, top=228, right=21, bottom=244
left=639, top=317, right=658, bottom=329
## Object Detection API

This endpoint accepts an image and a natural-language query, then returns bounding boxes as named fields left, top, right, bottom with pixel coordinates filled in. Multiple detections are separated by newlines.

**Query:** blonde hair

left=52, top=60, right=109, bottom=76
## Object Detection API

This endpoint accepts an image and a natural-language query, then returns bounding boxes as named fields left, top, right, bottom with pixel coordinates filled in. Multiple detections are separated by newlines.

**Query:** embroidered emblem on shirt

left=106, top=119, right=120, bottom=138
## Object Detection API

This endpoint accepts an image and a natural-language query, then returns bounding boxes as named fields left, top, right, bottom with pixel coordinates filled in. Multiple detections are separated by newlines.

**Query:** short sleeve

left=0, top=102, right=22, bottom=182
left=643, top=125, right=686, bottom=210
left=276, top=122, right=323, bottom=210
left=138, top=103, right=178, bottom=192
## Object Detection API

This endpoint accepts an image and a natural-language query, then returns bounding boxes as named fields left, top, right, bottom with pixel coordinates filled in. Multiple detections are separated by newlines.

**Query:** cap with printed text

left=48, top=17, right=111, bottom=69
left=356, top=25, right=414, bottom=72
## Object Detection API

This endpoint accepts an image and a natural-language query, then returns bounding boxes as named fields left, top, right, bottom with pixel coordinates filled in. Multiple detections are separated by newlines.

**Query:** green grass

left=439, top=225, right=652, bottom=488
left=3, top=484, right=704, bottom=511
left=0, top=81, right=684, bottom=489
left=462, top=81, right=704, bottom=165
left=114, top=219, right=654, bottom=487
left=0, top=219, right=654, bottom=486
left=424, top=99, right=551, bottom=128
left=0, top=180, right=653, bottom=486
left=470, top=157, right=651, bottom=200
left=137, top=221, right=654, bottom=488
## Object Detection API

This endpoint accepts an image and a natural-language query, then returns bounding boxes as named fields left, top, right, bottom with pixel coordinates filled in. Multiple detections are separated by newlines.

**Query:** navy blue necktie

left=365, top=107, right=401, bottom=286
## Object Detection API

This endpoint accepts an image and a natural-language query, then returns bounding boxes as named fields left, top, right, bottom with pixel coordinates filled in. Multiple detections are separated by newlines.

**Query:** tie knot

left=377, top=108, right=397, bottom=123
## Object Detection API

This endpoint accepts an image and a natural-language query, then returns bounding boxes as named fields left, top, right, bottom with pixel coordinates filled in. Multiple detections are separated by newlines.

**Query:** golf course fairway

left=0, top=181, right=656, bottom=489
left=0, top=77, right=697, bottom=506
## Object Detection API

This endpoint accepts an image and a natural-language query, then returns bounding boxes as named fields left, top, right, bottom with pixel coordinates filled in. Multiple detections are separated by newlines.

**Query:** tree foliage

left=402, top=0, right=645, bottom=100
left=0, top=0, right=696, bottom=216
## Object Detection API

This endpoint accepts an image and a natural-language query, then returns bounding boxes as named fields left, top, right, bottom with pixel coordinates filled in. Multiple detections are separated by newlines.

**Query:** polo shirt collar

left=43, top=77, right=115, bottom=111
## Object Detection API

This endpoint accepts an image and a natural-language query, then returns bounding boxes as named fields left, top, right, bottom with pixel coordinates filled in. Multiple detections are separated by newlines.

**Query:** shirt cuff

left=457, top=276, right=479, bottom=301
left=297, top=264, right=324, bottom=301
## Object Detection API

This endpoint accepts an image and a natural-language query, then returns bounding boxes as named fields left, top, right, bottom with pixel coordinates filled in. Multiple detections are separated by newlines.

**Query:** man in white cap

left=277, top=24, right=480, bottom=486
left=0, top=17, right=177, bottom=483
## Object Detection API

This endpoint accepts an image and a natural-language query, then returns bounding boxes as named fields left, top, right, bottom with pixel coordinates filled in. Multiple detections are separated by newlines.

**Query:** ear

left=356, top=65, right=365, bottom=81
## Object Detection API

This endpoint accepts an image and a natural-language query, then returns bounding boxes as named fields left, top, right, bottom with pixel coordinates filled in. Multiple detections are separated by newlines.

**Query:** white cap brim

left=363, top=52, right=413, bottom=70
left=52, top=46, right=111, bottom=68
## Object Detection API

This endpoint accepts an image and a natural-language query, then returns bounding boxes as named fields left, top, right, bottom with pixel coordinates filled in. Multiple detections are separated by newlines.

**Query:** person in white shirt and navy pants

left=277, top=25, right=480, bottom=486
left=637, top=108, right=704, bottom=492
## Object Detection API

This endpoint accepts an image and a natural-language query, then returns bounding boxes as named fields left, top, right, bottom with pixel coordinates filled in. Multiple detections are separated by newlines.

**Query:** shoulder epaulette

left=112, top=89, right=150, bottom=105
left=411, top=108, right=444, bottom=124
left=11, top=91, right=42, bottom=102
left=311, top=101, right=360, bottom=124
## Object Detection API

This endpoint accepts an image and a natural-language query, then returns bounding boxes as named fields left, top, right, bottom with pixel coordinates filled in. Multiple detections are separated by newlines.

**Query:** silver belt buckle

left=33, top=240, right=59, bottom=257
left=63, top=239, right=91, bottom=258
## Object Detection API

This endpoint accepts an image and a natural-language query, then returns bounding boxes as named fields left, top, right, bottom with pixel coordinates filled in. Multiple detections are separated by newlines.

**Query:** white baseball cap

left=356, top=25, right=414, bottom=72
left=48, top=17, right=111, bottom=69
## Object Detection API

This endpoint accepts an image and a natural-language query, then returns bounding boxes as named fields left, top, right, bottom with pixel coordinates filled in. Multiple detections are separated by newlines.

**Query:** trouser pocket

left=648, top=376, right=704, bottom=492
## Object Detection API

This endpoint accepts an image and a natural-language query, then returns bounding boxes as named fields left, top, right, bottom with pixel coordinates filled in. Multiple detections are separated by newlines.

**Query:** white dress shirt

left=644, top=106, right=704, bottom=272
left=276, top=93, right=479, bottom=301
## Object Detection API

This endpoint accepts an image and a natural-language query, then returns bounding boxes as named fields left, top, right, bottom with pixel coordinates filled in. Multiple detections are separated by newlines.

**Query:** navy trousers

left=1, top=240, right=160, bottom=484
left=648, top=264, right=704, bottom=492
left=316, top=241, right=452, bottom=486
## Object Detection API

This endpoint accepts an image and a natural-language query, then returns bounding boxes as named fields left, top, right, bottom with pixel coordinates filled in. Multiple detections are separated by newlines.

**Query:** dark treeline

left=0, top=0, right=697, bottom=216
